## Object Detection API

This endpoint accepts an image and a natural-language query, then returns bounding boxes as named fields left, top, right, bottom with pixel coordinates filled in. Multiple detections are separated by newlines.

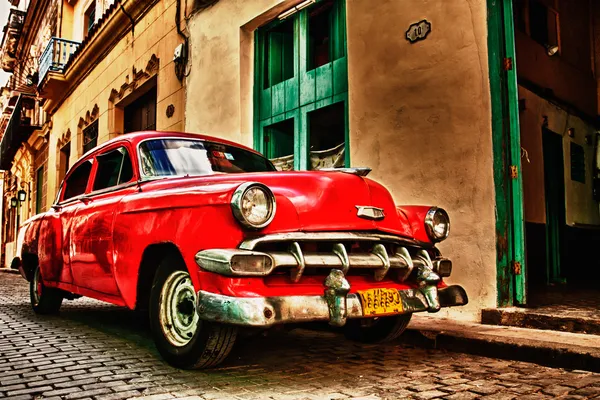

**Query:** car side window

left=93, top=147, right=134, bottom=192
left=63, top=160, right=93, bottom=201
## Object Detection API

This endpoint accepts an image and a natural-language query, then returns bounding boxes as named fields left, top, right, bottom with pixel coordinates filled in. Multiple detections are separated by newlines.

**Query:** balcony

left=0, top=9, right=26, bottom=72
left=0, top=95, right=41, bottom=170
left=38, top=37, right=80, bottom=89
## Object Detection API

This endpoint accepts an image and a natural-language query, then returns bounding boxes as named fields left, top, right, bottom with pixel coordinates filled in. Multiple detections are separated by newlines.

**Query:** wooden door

left=124, top=86, right=157, bottom=133
left=542, top=128, right=566, bottom=284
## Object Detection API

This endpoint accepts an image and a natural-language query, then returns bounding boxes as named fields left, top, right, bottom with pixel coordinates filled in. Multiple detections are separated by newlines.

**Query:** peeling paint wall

left=345, top=0, right=497, bottom=320
left=184, top=0, right=292, bottom=146
left=186, top=0, right=497, bottom=320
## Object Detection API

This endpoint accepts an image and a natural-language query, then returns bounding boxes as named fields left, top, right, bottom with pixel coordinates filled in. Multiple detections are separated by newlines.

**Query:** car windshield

left=138, top=138, right=276, bottom=177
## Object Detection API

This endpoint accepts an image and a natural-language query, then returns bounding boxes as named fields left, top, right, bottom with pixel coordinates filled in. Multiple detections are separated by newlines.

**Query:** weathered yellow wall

left=186, top=0, right=497, bottom=319
left=46, top=0, right=185, bottom=207
left=519, top=86, right=600, bottom=226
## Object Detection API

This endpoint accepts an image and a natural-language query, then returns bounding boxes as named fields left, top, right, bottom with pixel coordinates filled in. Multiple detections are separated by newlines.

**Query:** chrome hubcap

left=32, top=268, right=42, bottom=306
left=159, top=270, right=199, bottom=347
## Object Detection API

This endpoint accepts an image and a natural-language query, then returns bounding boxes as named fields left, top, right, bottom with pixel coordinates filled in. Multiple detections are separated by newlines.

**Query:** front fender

left=397, top=205, right=436, bottom=244
left=113, top=201, right=246, bottom=309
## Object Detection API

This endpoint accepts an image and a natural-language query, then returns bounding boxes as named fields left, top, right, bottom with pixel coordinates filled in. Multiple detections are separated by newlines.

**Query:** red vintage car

left=16, top=131, right=467, bottom=369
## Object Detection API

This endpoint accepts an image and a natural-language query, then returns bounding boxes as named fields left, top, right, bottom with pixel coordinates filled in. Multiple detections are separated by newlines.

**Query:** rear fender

left=17, top=216, right=43, bottom=282
left=19, top=254, right=39, bottom=282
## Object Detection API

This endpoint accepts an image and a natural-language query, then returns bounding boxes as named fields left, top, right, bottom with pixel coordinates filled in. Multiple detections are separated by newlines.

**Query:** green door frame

left=487, top=0, right=527, bottom=306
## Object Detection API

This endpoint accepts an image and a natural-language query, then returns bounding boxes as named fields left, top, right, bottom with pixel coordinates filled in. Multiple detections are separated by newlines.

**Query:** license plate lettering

left=358, top=288, right=403, bottom=316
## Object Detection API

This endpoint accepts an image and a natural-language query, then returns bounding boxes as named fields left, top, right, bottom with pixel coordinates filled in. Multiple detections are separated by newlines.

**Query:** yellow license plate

left=357, top=288, right=404, bottom=316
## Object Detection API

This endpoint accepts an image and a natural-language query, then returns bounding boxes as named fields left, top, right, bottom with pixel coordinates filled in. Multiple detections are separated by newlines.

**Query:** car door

left=57, top=159, right=94, bottom=286
left=70, top=144, right=138, bottom=296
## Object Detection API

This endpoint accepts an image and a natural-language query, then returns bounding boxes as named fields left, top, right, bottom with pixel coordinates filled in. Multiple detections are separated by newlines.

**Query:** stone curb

left=0, top=268, right=20, bottom=274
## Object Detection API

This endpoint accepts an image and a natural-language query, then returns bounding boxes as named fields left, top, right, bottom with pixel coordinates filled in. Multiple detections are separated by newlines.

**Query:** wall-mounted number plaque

left=406, top=20, right=431, bottom=43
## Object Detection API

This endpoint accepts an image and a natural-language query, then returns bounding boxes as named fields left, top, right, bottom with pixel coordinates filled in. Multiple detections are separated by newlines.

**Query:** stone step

left=402, top=315, right=600, bottom=373
left=481, top=307, right=600, bottom=335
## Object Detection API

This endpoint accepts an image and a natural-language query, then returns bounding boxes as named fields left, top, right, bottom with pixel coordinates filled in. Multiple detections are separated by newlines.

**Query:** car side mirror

left=51, top=204, right=62, bottom=211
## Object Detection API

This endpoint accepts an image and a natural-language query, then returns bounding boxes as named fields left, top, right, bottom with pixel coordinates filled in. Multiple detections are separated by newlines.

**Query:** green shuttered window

left=254, top=0, right=349, bottom=171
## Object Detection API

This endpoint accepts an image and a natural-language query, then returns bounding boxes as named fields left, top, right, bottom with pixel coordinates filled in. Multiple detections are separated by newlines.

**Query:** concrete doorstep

left=482, top=307, right=600, bottom=335
left=402, top=315, right=600, bottom=373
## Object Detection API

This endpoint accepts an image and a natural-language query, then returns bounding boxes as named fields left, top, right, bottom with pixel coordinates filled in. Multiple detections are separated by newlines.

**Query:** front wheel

left=30, top=265, right=63, bottom=314
left=344, top=314, right=412, bottom=343
left=149, top=256, right=237, bottom=369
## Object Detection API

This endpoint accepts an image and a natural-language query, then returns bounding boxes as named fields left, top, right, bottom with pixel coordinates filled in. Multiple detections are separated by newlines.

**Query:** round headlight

left=425, top=207, right=450, bottom=242
left=231, top=182, right=276, bottom=229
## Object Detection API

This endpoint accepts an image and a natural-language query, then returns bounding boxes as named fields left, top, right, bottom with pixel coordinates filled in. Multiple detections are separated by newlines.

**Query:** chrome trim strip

left=239, top=232, right=420, bottom=250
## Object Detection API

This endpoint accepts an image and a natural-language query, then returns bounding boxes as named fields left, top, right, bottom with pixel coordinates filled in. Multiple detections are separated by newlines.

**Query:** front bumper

left=196, top=280, right=468, bottom=327
left=195, top=232, right=467, bottom=327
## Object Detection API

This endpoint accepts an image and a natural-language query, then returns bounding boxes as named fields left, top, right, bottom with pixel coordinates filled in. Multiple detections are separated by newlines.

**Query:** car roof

left=87, top=131, right=262, bottom=157
left=64, top=131, right=266, bottom=185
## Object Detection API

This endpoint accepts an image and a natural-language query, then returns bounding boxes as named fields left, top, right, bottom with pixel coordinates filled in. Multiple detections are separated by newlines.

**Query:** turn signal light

left=433, top=259, right=452, bottom=277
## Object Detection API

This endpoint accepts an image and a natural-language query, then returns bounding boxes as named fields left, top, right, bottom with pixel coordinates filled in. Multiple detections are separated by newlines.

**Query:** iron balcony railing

left=38, top=37, right=81, bottom=87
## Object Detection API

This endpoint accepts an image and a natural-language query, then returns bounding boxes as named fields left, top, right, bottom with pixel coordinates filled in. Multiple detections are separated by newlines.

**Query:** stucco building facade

left=0, top=0, right=598, bottom=320
left=0, top=0, right=186, bottom=268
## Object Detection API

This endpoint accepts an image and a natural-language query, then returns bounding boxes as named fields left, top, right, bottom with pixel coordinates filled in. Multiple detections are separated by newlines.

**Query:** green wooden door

left=542, top=128, right=565, bottom=284
left=35, top=166, right=44, bottom=214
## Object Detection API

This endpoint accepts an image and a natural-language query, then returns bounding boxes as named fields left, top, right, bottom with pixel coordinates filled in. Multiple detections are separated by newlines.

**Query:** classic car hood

left=139, top=171, right=414, bottom=238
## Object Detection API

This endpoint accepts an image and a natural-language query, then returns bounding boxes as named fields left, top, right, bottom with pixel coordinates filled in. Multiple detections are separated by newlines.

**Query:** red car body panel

left=18, top=131, right=443, bottom=311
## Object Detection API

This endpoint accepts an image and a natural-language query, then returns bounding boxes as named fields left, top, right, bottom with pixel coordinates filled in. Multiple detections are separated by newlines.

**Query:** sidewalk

left=403, top=315, right=600, bottom=372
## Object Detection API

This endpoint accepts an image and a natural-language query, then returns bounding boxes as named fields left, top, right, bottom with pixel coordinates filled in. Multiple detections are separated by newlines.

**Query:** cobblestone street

left=1, top=272, right=600, bottom=400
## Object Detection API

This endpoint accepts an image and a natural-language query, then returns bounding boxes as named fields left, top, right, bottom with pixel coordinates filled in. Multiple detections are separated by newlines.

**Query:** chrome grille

left=239, top=232, right=436, bottom=282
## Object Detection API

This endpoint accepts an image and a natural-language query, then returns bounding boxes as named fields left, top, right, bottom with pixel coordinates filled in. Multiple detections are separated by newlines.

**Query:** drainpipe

left=58, top=0, right=63, bottom=37
left=119, top=0, right=135, bottom=36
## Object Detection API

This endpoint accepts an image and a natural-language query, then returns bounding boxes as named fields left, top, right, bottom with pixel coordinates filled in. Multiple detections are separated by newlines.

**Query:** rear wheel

left=344, top=314, right=412, bottom=343
left=149, top=255, right=237, bottom=369
left=30, top=265, right=63, bottom=314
